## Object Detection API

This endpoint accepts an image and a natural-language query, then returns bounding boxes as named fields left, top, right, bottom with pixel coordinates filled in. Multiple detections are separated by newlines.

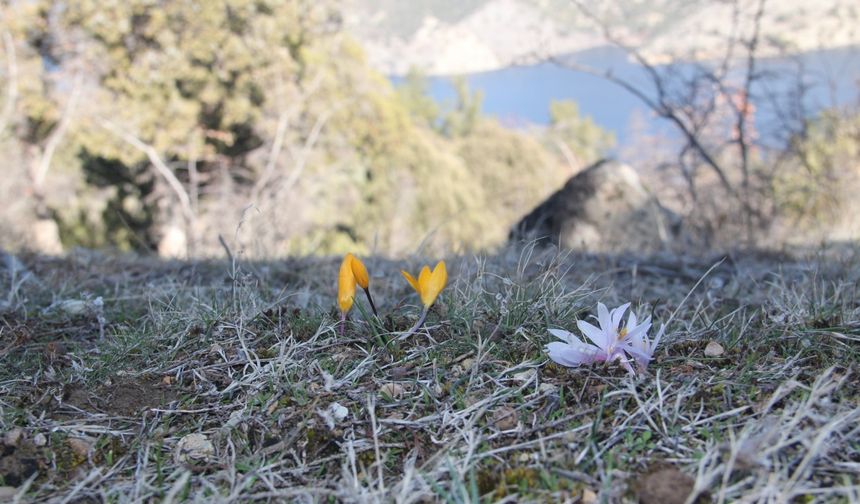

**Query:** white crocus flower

left=621, top=311, right=664, bottom=373
left=546, top=302, right=663, bottom=375
left=546, top=302, right=637, bottom=374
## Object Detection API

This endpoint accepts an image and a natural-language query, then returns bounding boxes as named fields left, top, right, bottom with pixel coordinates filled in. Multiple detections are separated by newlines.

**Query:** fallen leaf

left=492, top=406, right=518, bottom=430
left=379, top=383, right=405, bottom=400
left=511, top=369, right=536, bottom=385
left=67, top=437, right=93, bottom=459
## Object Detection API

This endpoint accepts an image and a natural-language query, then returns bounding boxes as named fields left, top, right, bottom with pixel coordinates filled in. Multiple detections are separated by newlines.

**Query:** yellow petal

left=418, top=265, right=431, bottom=289
left=421, top=260, right=447, bottom=308
left=401, top=270, right=420, bottom=294
left=416, top=265, right=431, bottom=308
left=338, top=255, right=356, bottom=313
left=350, top=255, right=370, bottom=290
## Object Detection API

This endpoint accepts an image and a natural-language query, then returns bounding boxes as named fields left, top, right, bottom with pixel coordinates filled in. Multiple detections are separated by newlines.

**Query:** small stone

left=32, top=433, right=47, bottom=446
left=318, top=401, right=349, bottom=430
left=379, top=383, right=405, bottom=400
left=56, top=299, right=89, bottom=316
left=459, top=358, right=475, bottom=370
left=538, top=383, right=558, bottom=394
left=704, top=341, right=725, bottom=357
left=329, top=402, right=348, bottom=423
left=0, top=487, right=18, bottom=499
left=3, top=428, right=24, bottom=446
left=581, top=488, right=598, bottom=504
left=492, top=406, right=518, bottom=430
left=174, top=433, right=215, bottom=464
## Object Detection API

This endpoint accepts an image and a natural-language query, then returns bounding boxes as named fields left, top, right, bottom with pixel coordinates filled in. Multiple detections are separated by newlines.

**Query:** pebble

left=174, top=433, right=215, bottom=464
left=704, top=341, right=725, bottom=357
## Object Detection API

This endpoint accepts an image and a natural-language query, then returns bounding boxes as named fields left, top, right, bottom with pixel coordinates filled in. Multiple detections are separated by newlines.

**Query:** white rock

left=174, top=433, right=215, bottom=464
left=329, top=402, right=348, bottom=423
left=538, top=383, right=558, bottom=394
left=3, top=428, right=24, bottom=446
left=32, top=433, right=47, bottom=446
left=56, top=300, right=89, bottom=316
left=319, top=402, right=349, bottom=430
left=704, top=341, right=725, bottom=357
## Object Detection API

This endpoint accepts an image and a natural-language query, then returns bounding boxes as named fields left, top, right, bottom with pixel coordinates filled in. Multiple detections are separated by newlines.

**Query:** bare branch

left=736, top=0, right=767, bottom=188
left=281, top=106, right=336, bottom=193
left=100, top=119, right=195, bottom=224
left=32, top=74, right=83, bottom=190
left=550, top=54, right=736, bottom=196
left=252, top=72, right=324, bottom=202
left=564, top=1, right=737, bottom=196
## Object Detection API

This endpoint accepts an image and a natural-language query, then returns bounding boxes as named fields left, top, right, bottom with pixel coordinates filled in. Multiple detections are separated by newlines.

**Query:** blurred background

left=0, top=0, right=858, bottom=258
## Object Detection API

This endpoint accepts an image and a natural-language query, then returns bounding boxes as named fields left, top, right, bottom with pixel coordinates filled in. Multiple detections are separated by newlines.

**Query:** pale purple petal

left=619, top=356, right=637, bottom=375
left=545, top=341, right=604, bottom=367
left=627, top=311, right=638, bottom=329
left=623, top=341, right=653, bottom=361
left=548, top=328, right=576, bottom=343
left=577, top=320, right=610, bottom=350
left=597, top=302, right=612, bottom=333
left=611, top=302, right=631, bottom=330
left=624, top=321, right=652, bottom=344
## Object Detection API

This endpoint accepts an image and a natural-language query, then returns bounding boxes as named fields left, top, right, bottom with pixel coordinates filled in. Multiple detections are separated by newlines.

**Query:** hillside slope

left=348, top=0, right=860, bottom=75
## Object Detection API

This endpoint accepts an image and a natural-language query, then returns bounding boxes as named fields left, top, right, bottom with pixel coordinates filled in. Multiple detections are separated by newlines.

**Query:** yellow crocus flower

left=338, top=254, right=357, bottom=315
left=350, top=254, right=378, bottom=316
left=399, top=260, right=447, bottom=339
left=350, top=254, right=369, bottom=290
left=401, top=261, right=447, bottom=310
left=337, top=254, right=378, bottom=336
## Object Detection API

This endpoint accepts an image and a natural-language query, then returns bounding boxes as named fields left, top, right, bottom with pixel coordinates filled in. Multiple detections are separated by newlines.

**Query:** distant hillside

left=347, top=0, right=860, bottom=75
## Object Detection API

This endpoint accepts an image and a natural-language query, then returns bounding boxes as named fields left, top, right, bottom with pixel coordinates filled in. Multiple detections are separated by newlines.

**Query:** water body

left=393, top=45, right=860, bottom=147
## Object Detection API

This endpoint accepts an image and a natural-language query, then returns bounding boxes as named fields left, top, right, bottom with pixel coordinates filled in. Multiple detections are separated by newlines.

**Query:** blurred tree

left=776, top=108, right=860, bottom=227
left=440, top=77, right=482, bottom=138
left=396, top=68, right=440, bottom=129
left=546, top=99, right=615, bottom=168
left=0, top=0, right=618, bottom=256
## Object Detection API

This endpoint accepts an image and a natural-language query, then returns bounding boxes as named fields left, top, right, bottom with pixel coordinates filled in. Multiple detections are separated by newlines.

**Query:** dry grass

left=0, top=244, right=858, bottom=503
